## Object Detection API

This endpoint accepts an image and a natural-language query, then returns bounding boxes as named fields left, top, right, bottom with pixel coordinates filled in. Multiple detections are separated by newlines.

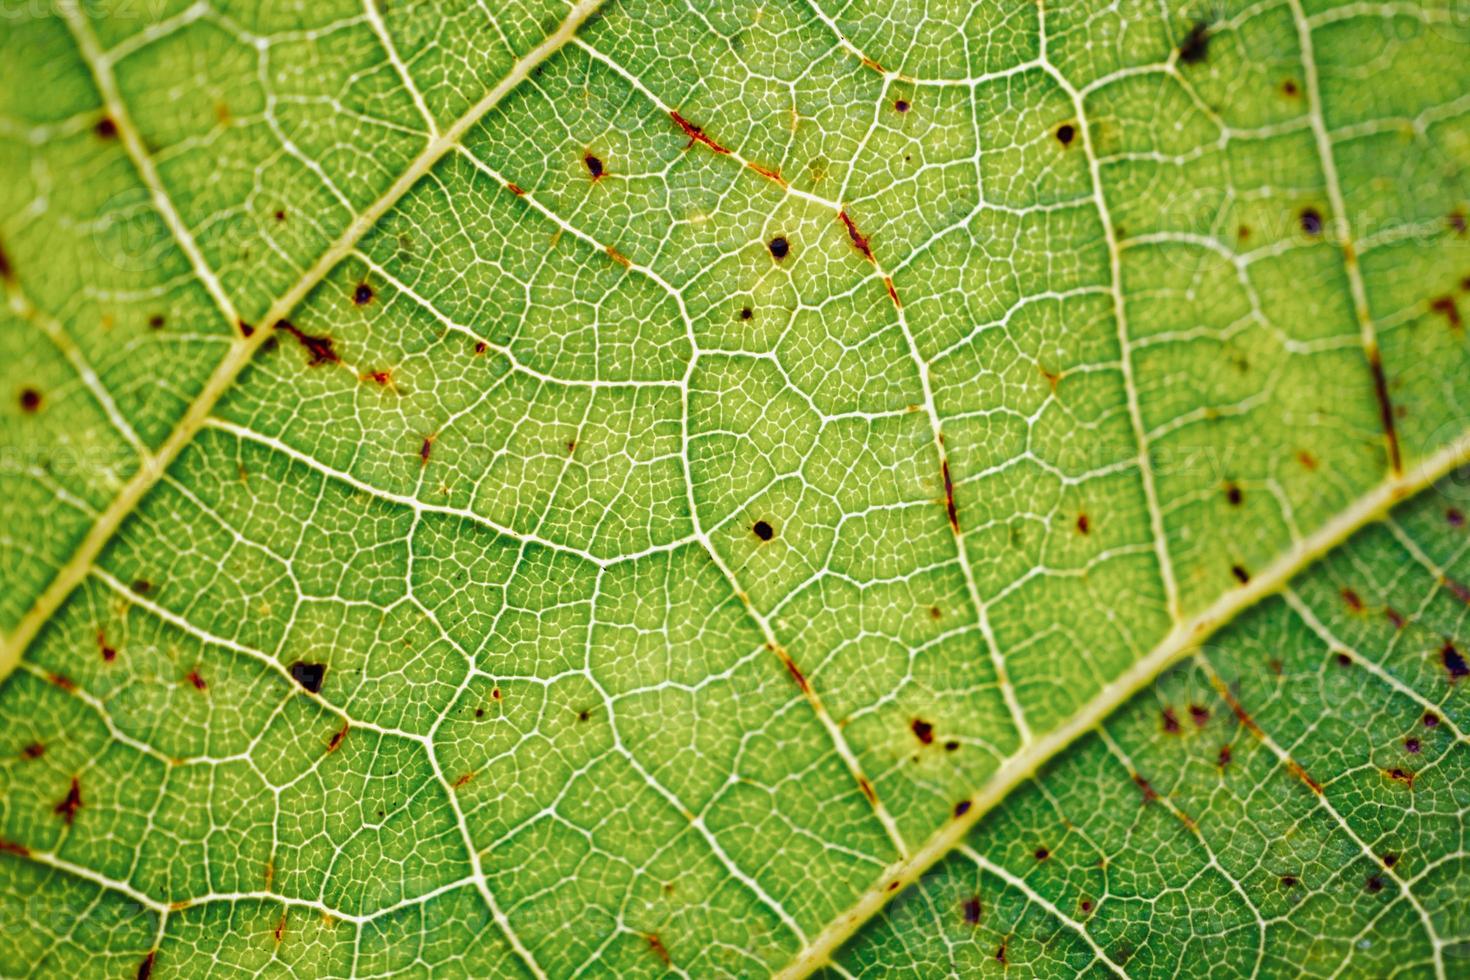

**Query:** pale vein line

left=362, top=0, right=440, bottom=138
left=0, top=0, right=608, bottom=687
left=775, top=427, right=1470, bottom=979
left=1194, top=656, right=1446, bottom=980
left=1286, top=0, right=1396, bottom=472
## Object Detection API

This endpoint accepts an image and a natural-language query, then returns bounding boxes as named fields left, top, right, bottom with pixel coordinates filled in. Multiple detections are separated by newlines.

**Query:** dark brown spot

left=0, top=840, right=29, bottom=857
left=1189, top=704, right=1209, bottom=727
left=962, top=896, right=981, bottom=924
left=327, top=723, right=348, bottom=753
left=1341, top=587, right=1364, bottom=612
left=1432, top=295, right=1463, bottom=329
left=474, top=340, right=488, bottom=354
left=0, top=241, right=11, bottom=282
left=94, top=116, right=117, bottom=139
left=911, top=718, right=934, bottom=744
left=1224, top=483, right=1242, bottom=506
left=491, top=687, right=502, bottom=701
left=578, top=709, right=590, bottom=722
left=1280, top=874, right=1298, bottom=887
left=838, top=210, right=874, bottom=262
left=1282, top=79, right=1299, bottom=96
left=19, top=388, right=41, bottom=413
left=289, top=661, right=326, bottom=694
left=768, top=236, right=790, bottom=260
left=1056, top=123, right=1075, bottom=146
left=954, top=800, right=971, bottom=818
left=474, top=707, right=484, bottom=718
left=278, top=320, right=338, bottom=365
left=1405, top=737, right=1421, bottom=753
left=1336, top=652, right=1352, bottom=667
left=1217, top=744, right=1232, bottom=767
left=98, top=631, right=116, bottom=663
left=1385, top=607, right=1406, bottom=630
left=1452, top=212, right=1468, bottom=235
left=1133, top=773, right=1159, bottom=801
left=1386, top=767, right=1414, bottom=788
left=1177, top=21, right=1210, bottom=64
left=147, top=314, right=165, bottom=329
left=1076, top=513, right=1090, bottom=534
left=1231, top=564, right=1250, bottom=585
left=274, top=209, right=286, bottom=222
left=1034, top=846, right=1049, bottom=861
left=137, top=952, right=155, bottom=980
left=739, top=306, right=752, bottom=320
left=1424, top=711, right=1439, bottom=728
left=894, top=99, right=910, bottom=113
left=353, top=283, right=374, bottom=306
left=1382, top=852, right=1399, bottom=868
left=1162, top=707, right=1182, bottom=734
left=1448, top=508, right=1465, bottom=527
left=1297, top=450, right=1317, bottom=469
left=942, top=459, right=959, bottom=532
left=995, top=943, right=1007, bottom=965
left=131, top=579, right=151, bottom=595
left=929, top=605, right=942, bottom=620
left=1079, top=898, right=1093, bottom=914
left=784, top=656, right=810, bottom=694
left=1442, top=641, right=1468, bottom=679
left=237, top=319, right=255, bottom=338
left=943, top=739, right=959, bottom=752
left=752, top=520, right=774, bottom=541
left=420, top=437, right=433, bottom=464
left=857, top=776, right=877, bottom=805
left=54, top=777, right=81, bottom=825
left=186, top=669, right=206, bottom=691
left=584, top=153, right=604, bottom=179
left=1365, top=875, right=1384, bottom=893
left=1300, top=207, right=1323, bottom=236
left=22, top=743, right=45, bottom=760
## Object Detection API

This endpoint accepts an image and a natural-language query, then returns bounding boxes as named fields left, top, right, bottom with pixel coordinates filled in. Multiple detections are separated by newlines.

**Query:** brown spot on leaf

left=963, top=896, right=981, bottom=924
left=238, top=319, right=254, bottom=338
left=783, top=655, right=810, bottom=694
left=147, top=314, right=165, bottom=329
left=768, top=236, right=790, bottom=260
left=954, top=800, right=971, bottom=818
left=1365, top=875, right=1384, bottom=893
left=453, top=771, right=475, bottom=788
left=911, top=718, right=934, bottom=744
left=942, top=459, right=959, bottom=532
left=646, top=933, right=671, bottom=967
left=584, top=153, right=604, bottom=179
left=131, top=579, right=150, bottom=595
left=327, top=722, right=348, bottom=753
left=1282, top=79, right=1299, bottom=96
left=19, top=388, right=41, bottom=413
left=883, top=276, right=901, bottom=308
left=1405, top=737, right=1420, bottom=753
left=1189, top=704, right=1209, bottom=727
left=1178, top=21, right=1210, bottom=63
left=1300, top=207, right=1324, bottom=236
left=420, top=436, right=434, bottom=465
left=1341, top=587, right=1364, bottom=612
left=1133, top=773, right=1159, bottom=802
left=1424, top=712, right=1439, bottom=727
left=289, top=661, right=326, bottom=694
left=1076, top=513, right=1090, bottom=534
left=1231, top=564, right=1250, bottom=585
left=1386, top=767, right=1415, bottom=788
left=894, top=98, right=910, bottom=113
left=669, top=110, right=729, bottom=154
left=277, top=321, right=338, bottom=365
left=1280, top=874, right=1297, bottom=887
left=1432, top=295, right=1463, bottom=329
left=1448, top=507, right=1464, bottom=527
left=353, top=283, right=374, bottom=306
left=857, top=776, right=877, bottom=805
left=1034, top=846, right=1050, bottom=861
left=186, top=670, right=206, bottom=691
left=94, top=116, right=118, bottom=139
left=22, top=743, right=44, bottom=760
left=54, top=777, right=81, bottom=825
left=1217, top=744, right=1232, bottom=768
left=1442, top=641, right=1468, bottom=679
left=752, top=519, right=774, bottom=541
left=1224, top=483, right=1242, bottom=506
left=1162, top=707, right=1182, bottom=734
left=1297, top=450, right=1317, bottom=470
left=0, top=839, right=30, bottom=857
left=1056, top=123, right=1075, bottom=146
left=137, top=952, right=155, bottom=980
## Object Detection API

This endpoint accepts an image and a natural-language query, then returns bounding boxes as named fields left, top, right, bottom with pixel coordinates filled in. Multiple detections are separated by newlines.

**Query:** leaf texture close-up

left=2, top=0, right=1469, bottom=976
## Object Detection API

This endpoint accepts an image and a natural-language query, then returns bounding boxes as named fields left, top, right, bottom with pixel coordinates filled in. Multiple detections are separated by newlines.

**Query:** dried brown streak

left=883, top=276, right=901, bottom=309
left=1443, top=578, right=1470, bottom=606
left=941, top=459, right=959, bottom=533
left=54, top=777, right=82, bottom=824
left=277, top=320, right=339, bottom=366
left=1367, top=349, right=1402, bottom=473
left=505, top=182, right=525, bottom=196
left=1431, top=295, right=1462, bottom=329
left=1132, top=773, right=1158, bottom=802
left=1210, top=676, right=1322, bottom=794
left=136, top=952, right=155, bottom=980
left=327, top=722, right=348, bottom=753
left=782, top=654, right=811, bottom=694
left=0, top=240, right=13, bottom=283
left=746, top=160, right=786, bottom=186
left=0, top=840, right=29, bottom=857
left=837, top=210, right=874, bottom=262
left=859, top=54, right=886, bottom=74
left=605, top=244, right=631, bottom=268
left=857, top=777, right=877, bottom=805
left=646, top=934, right=672, bottom=967
left=669, top=110, right=729, bottom=154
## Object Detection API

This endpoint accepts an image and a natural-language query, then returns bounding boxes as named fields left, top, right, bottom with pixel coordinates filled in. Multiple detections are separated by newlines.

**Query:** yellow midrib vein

left=775, top=428, right=1470, bottom=979
left=0, top=0, right=607, bottom=684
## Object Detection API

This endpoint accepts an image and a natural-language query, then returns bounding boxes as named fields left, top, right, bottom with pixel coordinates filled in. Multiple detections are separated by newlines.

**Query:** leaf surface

left=0, top=1, right=1467, bottom=976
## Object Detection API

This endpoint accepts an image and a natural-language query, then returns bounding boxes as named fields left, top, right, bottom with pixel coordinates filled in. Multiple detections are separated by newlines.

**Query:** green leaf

left=0, top=1, right=1467, bottom=977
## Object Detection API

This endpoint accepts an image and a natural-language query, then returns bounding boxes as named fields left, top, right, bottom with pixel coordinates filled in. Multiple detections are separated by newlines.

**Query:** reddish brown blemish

left=186, top=669, right=207, bottom=691
left=1231, top=564, right=1250, bottom=585
left=857, top=776, right=877, bottom=805
left=237, top=319, right=255, bottom=338
left=911, top=718, right=934, bottom=744
left=22, top=743, right=44, bottom=760
left=1133, top=773, right=1159, bottom=802
left=1451, top=212, right=1468, bottom=235
left=1431, top=296, right=1463, bottom=329
left=646, top=933, right=671, bottom=967
left=1424, top=711, right=1439, bottom=727
left=928, top=604, right=942, bottom=620
left=963, top=896, right=981, bottom=925
left=365, top=369, right=392, bottom=386
left=1076, top=513, right=1090, bottom=535
left=273, top=912, right=286, bottom=944
left=1282, top=79, right=1299, bottom=97
left=353, top=283, right=374, bottom=306
left=605, top=244, right=631, bottom=268
left=274, top=209, right=286, bottom=222
left=54, top=777, right=82, bottom=825
left=883, top=276, right=901, bottom=308
left=137, top=952, right=155, bottom=980
left=505, top=182, right=524, bottom=196
left=1297, top=450, right=1317, bottom=470
left=860, top=54, right=886, bottom=74
left=453, top=771, right=475, bottom=788
left=669, top=110, right=729, bottom=154
left=1405, top=737, right=1421, bottom=753
left=18, top=389, right=43, bottom=413
left=1188, top=704, right=1209, bottom=727
left=1385, top=607, right=1406, bottom=630
left=1079, top=898, right=1094, bottom=914
left=0, top=840, right=30, bottom=857
left=1443, top=578, right=1470, bottom=606
left=0, top=241, right=12, bottom=283
left=1034, top=846, right=1050, bottom=860
left=491, top=687, right=502, bottom=701
left=1287, top=760, right=1324, bottom=794
left=48, top=673, right=74, bottom=692
left=1367, top=349, right=1402, bottom=473
left=1161, top=707, right=1182, bottom=734
left=1448, top=508, right=1465, bottom=527
left=941, top=459, right=959, bottom=533
left=131, top=579, right=150, bottom=595
left=837, top=210, right=874, bottom=262
left=584, top=153, right=604, bottom=180
left=1341, top=588, right=1364, bottom=612
left=995, top=943, right=1007, bottom=965
left=327, top=722, right=348, bottom=753
left=97, top=631, right=116, bottom=663
left=1217, top=744, right=1232, bottom=768
left=420, top=436, right=434, bottom=465
left=148, top=314, right=165, bottom=329
left=277, top=320, right=338, bottom=365
left=746, top=160, right=785, bottom=186
left=94, top=116, right=118, bottom=139
left=783, top=655, right=811, bottom=694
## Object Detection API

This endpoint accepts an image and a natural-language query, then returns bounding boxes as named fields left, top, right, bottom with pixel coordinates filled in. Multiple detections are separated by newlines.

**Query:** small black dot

left=94, top=116, right=117, bottom=139
left=584, top=153, right=603, bottom=178
left=147, top=314, right=165, bottom=329
left=1056, top=123, right=1075, bottom=146
left=1300, top=208, right=1323, bottom=236
left=894, top=99, right=910, bottom=113
left=353, top=283, right=374, bottom=306
left=768, top=236, right=789, bottom=260
left=1225, top=483, right=1242, bottom=506
left=753, top=520, right=774, bottom=541
left=19, top=388, right=41, bottom=412
left=739, top=306, right=752, bottom=320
